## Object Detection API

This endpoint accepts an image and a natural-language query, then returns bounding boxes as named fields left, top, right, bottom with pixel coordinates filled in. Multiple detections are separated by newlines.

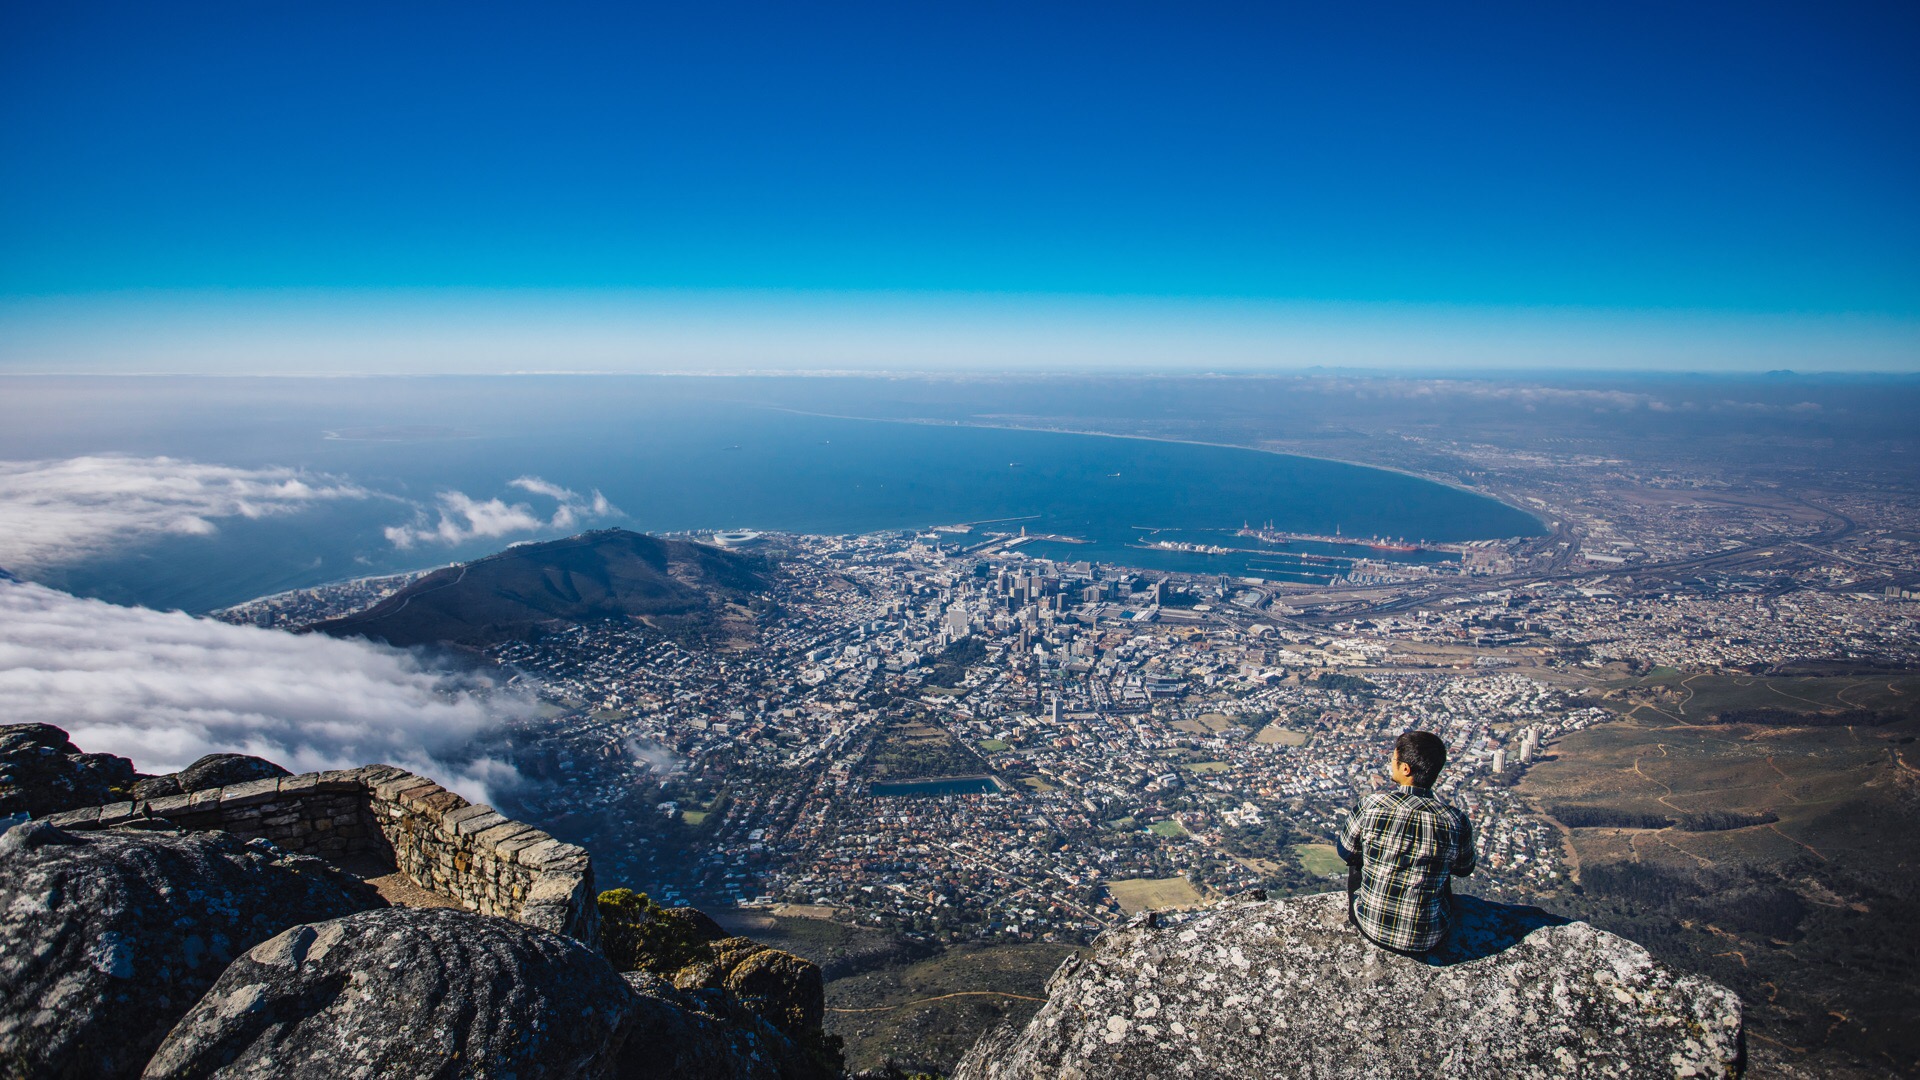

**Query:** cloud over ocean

left=0, top=578, right=526, bottom=803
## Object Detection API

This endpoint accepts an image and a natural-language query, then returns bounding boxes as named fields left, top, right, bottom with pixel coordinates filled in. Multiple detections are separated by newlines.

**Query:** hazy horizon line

left=1, top=367, right=1916, bottom=381
left=5, top=288, right=1915, bottom=375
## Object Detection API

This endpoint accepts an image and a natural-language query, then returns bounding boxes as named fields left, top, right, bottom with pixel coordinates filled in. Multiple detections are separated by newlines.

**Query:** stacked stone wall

left=362, top=770, right=597, bottom=946
left=41, top=764, right=596, bottom=948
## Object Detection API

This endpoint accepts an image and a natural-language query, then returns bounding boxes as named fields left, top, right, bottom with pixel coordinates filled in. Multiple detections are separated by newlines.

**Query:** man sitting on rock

left=1337, top=730, right=1477, bottom=955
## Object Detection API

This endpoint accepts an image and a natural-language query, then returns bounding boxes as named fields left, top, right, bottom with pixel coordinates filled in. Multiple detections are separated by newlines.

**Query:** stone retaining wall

left=42, top=764, right=597, bottom=948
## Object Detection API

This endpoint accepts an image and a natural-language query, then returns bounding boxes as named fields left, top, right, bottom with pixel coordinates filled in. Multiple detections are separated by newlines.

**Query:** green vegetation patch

left=867, top=721, right=990, bottom=779
left=1292, top=843, right=1347, bottom=878
left=1308, top=672, right=1378, bottom=695
left=596, top=888, right=716, bottom=975
left=921, top=636, right=988, bottom=688
left=978, top=738, right=1011, bottom=752
left=1148, top=819, right=1189, bottom=838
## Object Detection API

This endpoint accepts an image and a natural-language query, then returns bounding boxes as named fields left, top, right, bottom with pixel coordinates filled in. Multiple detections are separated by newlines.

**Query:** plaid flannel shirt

left=1338, top=786, right=1476, bottom=952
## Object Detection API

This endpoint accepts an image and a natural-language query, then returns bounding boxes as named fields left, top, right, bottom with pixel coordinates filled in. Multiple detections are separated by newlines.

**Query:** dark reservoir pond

left=870, top=776, right=1003, bottom=798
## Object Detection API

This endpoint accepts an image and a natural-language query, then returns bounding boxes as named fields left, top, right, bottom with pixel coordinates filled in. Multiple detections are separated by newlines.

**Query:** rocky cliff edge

left=956, top=891, right=1743, bottom=1080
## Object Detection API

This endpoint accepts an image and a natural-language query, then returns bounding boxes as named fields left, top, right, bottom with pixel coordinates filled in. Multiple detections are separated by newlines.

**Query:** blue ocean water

left=0, top=377, right=1542, bottom=612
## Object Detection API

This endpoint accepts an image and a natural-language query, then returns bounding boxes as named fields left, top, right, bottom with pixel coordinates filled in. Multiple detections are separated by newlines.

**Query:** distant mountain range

left=311, top=529, right=766, bottom=649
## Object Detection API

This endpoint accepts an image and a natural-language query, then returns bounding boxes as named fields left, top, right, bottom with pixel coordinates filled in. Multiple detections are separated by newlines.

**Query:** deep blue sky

left=2, top=2, right=1917, bottom=371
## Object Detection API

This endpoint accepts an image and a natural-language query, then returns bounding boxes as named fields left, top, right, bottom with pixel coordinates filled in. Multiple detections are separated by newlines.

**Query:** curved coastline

left=750, top=405, right=1547, bottom=537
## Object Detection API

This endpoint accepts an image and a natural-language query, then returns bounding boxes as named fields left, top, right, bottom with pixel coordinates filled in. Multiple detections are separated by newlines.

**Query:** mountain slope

left=311, top=529, right=765, bottom=649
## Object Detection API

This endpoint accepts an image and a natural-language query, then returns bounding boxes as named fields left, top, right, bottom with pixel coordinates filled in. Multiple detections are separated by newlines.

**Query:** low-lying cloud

left=624, top=737, right=684, bottom=778
left=383, top=476, right=615, bottom=549
left=0, top=579, right=526, bottom=803
left=1322, top=378, right=1669, bottom=412
left=1308, top=377, right=1834, bottom=417
left=0, top=455, right=370, bottom=571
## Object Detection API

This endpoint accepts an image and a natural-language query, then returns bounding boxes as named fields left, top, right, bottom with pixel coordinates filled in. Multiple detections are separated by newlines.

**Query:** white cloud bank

left=383, top=476, right=615, bottom=549
left=0, top=455, right=370, bottom=571
left=0, top=456, right=618, bottom=570
left=0, top=579, right=525, bottom=803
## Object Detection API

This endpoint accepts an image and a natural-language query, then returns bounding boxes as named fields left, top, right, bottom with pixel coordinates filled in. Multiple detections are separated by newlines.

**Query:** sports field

left=1106, top=876, right=1207, bottom=915
left=1293, top=843, right=1347, bottom=877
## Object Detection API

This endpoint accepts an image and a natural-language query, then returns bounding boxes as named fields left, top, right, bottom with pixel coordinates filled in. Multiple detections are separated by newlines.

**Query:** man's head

left=1391, top=731, right=1447, bottom=788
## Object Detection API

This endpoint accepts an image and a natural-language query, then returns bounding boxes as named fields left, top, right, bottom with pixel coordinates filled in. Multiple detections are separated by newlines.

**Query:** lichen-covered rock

left=724, top=946, right=826, bottom=1040
left=620, top=969, right=834, bottom=1079
left=955, top=892, right=1744, bottom=1080
left=0, top=822, right=383, bottom=1080
left=664, top=935, right=825, bottom=1044
left=144, top=907, right=637, bottom=1080
left=129, top=774, right=183, bottom=800
left=175, top=753, right=292, bottom=792
left=601, top=890, right=827, bottom=1054
left=128, top=754, right=289, bottom=802
left=0, top=722, right=136, bottom=817
left=601, top=890, right=725, bottom=976
left=672, top=935, right=768, bottom=991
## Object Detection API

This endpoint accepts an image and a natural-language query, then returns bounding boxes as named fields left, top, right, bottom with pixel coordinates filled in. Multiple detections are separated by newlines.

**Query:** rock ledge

left=955, top=892, right=1743, bottom=1080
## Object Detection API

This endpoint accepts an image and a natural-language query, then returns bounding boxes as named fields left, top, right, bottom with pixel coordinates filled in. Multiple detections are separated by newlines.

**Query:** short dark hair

left=1394, top=731, right=1447, bottom=787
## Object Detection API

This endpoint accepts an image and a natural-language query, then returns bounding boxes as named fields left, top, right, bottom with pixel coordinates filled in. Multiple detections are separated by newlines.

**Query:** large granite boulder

left=0, top=822, right=383, bottom=1080
left=668, top=936, right=825, bottom=1043
left=955, top=892, right=1744, bottom=1080
left=144, top=907, right=640, bottom=1080
left=0, top=722, right=136, bottom=817
left=724, top=945, right=827, bottom=1039
left=656, top=903, right=729, bottom=944
left=601, top=889, right=826, bottom=1049
left=131, top=753, right=293, bottom=801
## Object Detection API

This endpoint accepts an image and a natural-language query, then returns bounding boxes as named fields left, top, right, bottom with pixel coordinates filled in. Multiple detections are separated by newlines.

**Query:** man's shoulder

left=1356, top=790, right=1399, bottom=812
left=1422, top=795, right=1473, bottom=835
left=1355, top=790, right=1416, bottom=821
left=1374, top=788, right=1470, bottom=820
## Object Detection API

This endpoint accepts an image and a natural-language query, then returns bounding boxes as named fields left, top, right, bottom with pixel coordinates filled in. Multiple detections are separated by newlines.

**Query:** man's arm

left=1450, top=810, right=1477, bottom=878
left=1337, top=800, right=1366, bottom=865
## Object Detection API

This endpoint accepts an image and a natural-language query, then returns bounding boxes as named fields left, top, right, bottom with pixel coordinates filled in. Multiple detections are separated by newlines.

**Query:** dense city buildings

left=225, top=506, right=1917, bottom=949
